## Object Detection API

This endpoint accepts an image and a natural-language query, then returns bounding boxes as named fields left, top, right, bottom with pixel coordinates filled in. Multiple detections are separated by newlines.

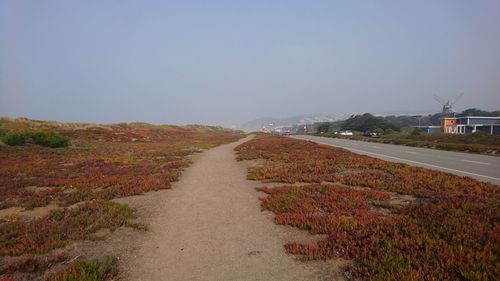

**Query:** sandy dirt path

left=118, top=136, right=341, bottom=281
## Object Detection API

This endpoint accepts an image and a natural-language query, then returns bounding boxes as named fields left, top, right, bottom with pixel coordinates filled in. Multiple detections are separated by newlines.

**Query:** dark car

left=363, top=131, right=380, bottom=138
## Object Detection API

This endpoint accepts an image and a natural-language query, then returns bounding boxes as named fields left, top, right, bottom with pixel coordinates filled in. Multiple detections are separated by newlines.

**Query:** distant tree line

left=315, top=108, right=500, bottom=134
left=341, top=113, right=399, bottom=133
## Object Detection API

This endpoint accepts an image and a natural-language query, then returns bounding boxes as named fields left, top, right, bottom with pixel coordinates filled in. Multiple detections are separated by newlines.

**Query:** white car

left=339, top=130, right=353, bottom=136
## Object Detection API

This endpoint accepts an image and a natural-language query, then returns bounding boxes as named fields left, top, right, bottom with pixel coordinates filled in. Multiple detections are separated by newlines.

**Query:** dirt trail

left=118, top=136, right=341, bottom=281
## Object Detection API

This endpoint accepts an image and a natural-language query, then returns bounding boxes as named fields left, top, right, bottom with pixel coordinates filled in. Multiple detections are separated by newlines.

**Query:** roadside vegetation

left=236, top=135, right=499, bottom=280
left=338, top=131, right=500, bottom=154
left=313, top=110, right=500, bottom=155
left=0, top=117, right=243, bottom=281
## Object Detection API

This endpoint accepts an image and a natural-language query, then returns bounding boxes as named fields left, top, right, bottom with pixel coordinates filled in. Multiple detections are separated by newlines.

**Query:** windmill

left=434, top=93, right=463, bottom=114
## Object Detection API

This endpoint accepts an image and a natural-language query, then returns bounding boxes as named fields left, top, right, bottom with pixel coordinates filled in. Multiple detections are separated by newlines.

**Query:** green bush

left=1, top=131, right=29, bottom=145
left=1, top=131, right=69, bottom=148
left=29, top=131, right=69, bottom=148
left=317, top=123, right=330, bottom=133
left=0, top=118, right=6, bottom=136
left=384, top=128, right=398, bottom=135
left=410, top=128, right=423, bottom=136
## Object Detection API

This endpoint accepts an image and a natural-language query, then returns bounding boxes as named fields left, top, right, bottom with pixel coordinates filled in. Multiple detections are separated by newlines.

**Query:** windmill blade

left=434, top=94, right=446, bottom=105
left=451, top=93, right=464, bottom=106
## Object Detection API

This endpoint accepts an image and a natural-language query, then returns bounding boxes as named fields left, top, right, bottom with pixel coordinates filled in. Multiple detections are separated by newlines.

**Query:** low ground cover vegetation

left=48, top=256, right=118, bottom=281
left=0, top=117, right=243, bottom=280
left=1, top=201, right=138, bottom=256
left=236, top=135, right=499, bottom=280
left=322, top=131, right=500, bottom=154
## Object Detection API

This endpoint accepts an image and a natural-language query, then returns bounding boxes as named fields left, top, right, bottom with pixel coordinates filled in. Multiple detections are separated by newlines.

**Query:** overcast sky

left=1, top=0, right=499, bottom=127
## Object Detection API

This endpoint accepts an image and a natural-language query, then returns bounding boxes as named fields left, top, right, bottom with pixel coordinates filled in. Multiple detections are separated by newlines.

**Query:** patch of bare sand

left=111, top=135, right=345, bottom=281
left=0, top=203, right=59, bottom=221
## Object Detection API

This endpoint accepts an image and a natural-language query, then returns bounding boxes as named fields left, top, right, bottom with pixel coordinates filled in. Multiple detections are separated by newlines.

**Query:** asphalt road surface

left=292, top=135, right=500, bottom=185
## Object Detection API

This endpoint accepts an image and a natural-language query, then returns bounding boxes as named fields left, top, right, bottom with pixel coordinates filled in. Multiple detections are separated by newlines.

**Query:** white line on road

left=305, top=139, right=500, bottom=182
left=461, top=159, right=491, bottom=165
left=404, top=151, right=417, bottom=154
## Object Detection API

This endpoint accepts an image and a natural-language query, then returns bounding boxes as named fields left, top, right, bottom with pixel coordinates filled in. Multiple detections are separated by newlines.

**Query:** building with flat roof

left=441, top=116, right=500, bottom=135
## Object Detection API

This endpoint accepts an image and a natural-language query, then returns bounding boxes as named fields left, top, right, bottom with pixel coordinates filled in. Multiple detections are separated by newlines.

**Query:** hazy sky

left=1, top=0, right=499, bottom=127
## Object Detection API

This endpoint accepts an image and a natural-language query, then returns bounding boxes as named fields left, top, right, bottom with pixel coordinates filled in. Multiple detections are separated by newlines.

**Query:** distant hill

left=239, top=113, right=351, bottom=132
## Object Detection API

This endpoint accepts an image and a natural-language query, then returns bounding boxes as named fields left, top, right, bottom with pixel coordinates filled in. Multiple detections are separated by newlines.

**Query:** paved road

left=292, top=135, right=500, bottom=185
